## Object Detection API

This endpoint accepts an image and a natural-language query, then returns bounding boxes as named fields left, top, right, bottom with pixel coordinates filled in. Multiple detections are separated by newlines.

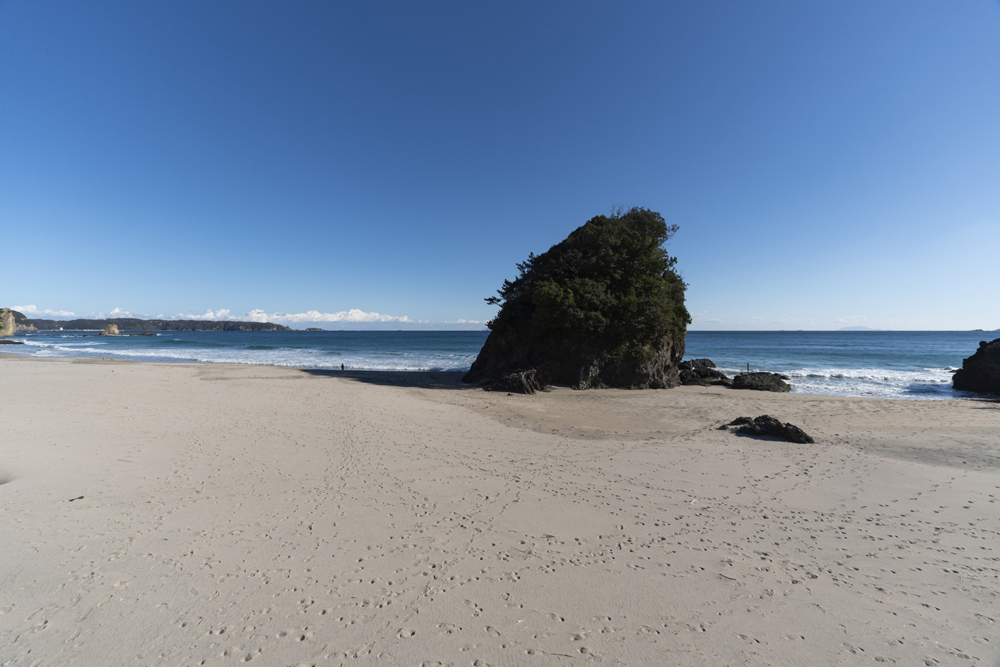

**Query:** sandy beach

left=2, top=355, right=998, bottom=666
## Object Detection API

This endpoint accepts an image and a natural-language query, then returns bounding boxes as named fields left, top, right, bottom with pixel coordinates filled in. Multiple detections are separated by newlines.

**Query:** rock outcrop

left=720, top=415, right=814, bottom=443
left=464, top=208, right=690, bottom=390
left=731, top=372, right=791, bottom=392
left=0, top=308, right=14, bottom=336
left=678, top=358, right=732, bottom=387
left=2, top=310, right=38, bottom=332
left=953, top=338, right=1000, bottom=394
left=99, top=324, right=121, bottom=336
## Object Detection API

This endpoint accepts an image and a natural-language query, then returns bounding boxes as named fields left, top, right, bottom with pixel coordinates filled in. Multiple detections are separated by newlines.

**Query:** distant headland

left=4, top=309, right=290, bottom=332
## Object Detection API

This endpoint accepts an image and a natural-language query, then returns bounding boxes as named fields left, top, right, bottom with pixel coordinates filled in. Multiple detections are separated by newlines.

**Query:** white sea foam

left=8, top=333, right=975, bottom=399
left=13, top=338, right=475, bottom=372
left=711, top=365, right=959, bottom=399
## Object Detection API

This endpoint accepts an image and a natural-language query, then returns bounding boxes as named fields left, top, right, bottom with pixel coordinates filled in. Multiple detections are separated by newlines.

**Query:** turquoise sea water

left=5, top=329, right=995, bottom=400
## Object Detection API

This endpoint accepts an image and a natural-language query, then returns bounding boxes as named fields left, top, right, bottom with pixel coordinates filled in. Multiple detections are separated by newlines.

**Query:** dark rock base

left=464, top=333, right=684, bottom=391
left=483, top=369, right=547, bottom=395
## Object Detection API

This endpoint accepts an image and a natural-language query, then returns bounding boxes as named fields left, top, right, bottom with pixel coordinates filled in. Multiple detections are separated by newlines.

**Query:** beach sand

left=1, top=355, right=998, bottom=666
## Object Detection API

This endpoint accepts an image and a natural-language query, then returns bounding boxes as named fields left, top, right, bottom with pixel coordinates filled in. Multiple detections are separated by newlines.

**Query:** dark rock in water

left=679, top=358, right=732, bottom=387
left=722, top=415, right=814, bottom=444
left=953, top=338, right=1000, bottom=394
left=679, top=369, right=711, bottom=386
left=0, top=339, right=24, bottom=345
left=731, top=372, right=791, bottom=392
left=464, top=208, right=690, bottom=390
left=679, top=358, right=715, bottom=371
left=483, top=369, right=547, bottom=395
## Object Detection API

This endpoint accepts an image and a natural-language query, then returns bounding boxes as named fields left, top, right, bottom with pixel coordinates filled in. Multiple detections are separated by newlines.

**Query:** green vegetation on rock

left=465, top=207, right=690, bottom=389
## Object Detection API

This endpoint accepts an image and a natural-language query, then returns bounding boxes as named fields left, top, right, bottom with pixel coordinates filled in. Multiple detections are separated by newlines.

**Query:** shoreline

left=7, top=328, right=987, bottom=401
left=3, top=351, right=987, bottom=402
left=2, top=355, right=999, bottom=665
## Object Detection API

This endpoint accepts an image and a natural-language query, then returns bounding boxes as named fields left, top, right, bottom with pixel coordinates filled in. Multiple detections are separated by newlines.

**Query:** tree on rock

left=464, top=207, right=690, bottom=389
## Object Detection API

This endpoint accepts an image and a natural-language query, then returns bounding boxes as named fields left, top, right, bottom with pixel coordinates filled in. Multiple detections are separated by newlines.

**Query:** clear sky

left=2, top=1, right=998, bottom=330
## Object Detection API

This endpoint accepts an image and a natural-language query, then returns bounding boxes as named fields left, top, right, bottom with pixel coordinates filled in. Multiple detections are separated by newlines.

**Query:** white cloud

left=446, top=319, right=482, bottom=324
left=250, top=309, right=412, bottom=324
left=12, top=304, right=413, bottom=324
left=12, top=304, right=77, bottom=317
left=172, top=309, right=232, bottom=321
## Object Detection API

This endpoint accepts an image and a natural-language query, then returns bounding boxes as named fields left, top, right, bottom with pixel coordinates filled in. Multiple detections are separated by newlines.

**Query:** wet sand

left=1, top=355, right=999, bottom=666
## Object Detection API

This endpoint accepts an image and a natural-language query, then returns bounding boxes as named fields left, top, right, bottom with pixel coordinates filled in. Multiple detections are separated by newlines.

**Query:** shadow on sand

left=298, top=368, right=475, bottom=391
left=969, top=396, right=1000, bottom=409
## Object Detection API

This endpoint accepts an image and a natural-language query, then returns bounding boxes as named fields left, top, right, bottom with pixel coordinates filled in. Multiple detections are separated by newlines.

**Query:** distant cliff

left=17, top=312, right=291, bottom=332
left=0, top=309, right=15, bottom=336
left=6, top=309, right=38, bottom=332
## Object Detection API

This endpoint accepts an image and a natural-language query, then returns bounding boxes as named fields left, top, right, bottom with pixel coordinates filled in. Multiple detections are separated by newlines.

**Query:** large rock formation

left=99, top=324, right=121, bottom=336
left=953, top=338, right=1000, bottom=394
left=0, top=308, right=14, bottom=336
left=464, top=208, right=690, bottom=390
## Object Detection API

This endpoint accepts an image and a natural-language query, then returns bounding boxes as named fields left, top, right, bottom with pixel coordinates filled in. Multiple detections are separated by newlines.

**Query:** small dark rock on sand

left=721, top=415, right=814, bottom=444
left=483, top=369, right=548, bottom=395
left=731, top=372, right=791, bottom=392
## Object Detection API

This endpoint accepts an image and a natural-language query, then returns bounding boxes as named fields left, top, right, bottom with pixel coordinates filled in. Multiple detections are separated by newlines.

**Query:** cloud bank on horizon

left=12, top=304, right=488, bottom=326
left=245, top=309, right=411, bottom=324
left=13, top=304, right=77, bottom=318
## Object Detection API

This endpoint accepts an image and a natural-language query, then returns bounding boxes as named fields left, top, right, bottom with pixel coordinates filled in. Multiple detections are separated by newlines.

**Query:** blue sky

left=2, top=1, right=998, bottom=330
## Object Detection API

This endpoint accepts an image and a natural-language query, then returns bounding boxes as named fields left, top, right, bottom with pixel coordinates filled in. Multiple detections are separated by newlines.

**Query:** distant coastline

left=20, top=316, right=290, bottom=332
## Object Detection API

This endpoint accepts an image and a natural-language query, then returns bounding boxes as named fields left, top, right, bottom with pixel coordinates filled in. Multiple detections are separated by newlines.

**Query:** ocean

left=4, top=329, right=994, bottom=400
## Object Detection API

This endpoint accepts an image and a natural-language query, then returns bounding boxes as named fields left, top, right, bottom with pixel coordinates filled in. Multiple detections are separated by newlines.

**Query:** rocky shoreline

left=679, top=358, right=791, bottom=392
